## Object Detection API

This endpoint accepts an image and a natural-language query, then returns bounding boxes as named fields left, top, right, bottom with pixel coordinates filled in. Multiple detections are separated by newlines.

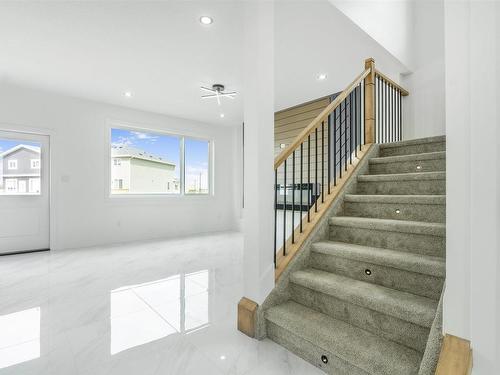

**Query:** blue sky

left=0, top=139, right=41, bottom=154
left=111, top=128, right=180, bottom=166
left=111, top=129, right=209, bottom=188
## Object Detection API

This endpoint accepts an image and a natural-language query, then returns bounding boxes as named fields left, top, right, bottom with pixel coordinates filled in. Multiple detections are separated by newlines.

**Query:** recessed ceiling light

left=220, top=113, right=225, bottom=118
left=123, top=91, right=133, bottom=98
left=317, top=73, right=328, bottom=81
left=220, top=355, right=226, bottom=360
left=200, top=16, right=213, bottom=25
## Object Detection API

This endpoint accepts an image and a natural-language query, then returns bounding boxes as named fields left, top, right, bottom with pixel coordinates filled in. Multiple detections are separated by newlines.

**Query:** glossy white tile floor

left=0, top=232, right=324, bottom=375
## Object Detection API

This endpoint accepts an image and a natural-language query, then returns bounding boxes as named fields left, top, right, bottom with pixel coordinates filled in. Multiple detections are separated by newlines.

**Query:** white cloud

left=131, top=131, right=159, bottom=142
left=112, top=136, right=134, bottom=148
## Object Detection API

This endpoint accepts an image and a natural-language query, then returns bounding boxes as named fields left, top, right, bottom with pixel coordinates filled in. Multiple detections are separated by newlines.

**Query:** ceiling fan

left=200, top=84, right=237, bottom=105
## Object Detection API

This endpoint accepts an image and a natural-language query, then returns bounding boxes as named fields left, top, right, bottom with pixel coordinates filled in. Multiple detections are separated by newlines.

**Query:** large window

left=110, top=127, right=211, bottom=196
left=184, top=138, right=209, bottom=195
left=0, top=139, right=42, bottom=195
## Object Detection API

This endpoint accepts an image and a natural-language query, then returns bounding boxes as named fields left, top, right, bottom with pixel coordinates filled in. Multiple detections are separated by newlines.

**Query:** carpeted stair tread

left=266, top=301, right=422, bottom=375
left=358, top=171, right=445, bottom=182
left=329, top=216, right=445, bottom=237
left=344, top=194, right=445, bottom=205
left=311, top=241, right=445, bottom=278
left=379, top=136, right=445, bottom=150
left=290, top=268, right=437, bottom=327
left=369, top=151, right=446, bottom=165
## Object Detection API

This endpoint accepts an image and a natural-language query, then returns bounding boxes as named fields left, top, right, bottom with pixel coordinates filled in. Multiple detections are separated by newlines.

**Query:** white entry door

left=0, top=131, right=50, bottom=254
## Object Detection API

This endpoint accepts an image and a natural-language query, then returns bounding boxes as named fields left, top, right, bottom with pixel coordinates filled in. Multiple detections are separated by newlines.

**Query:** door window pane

left=184, top=138, right=209, bottom=194
left=0, top=139, right=42, bottom=195
left=111, top=128, right=180, bottom=194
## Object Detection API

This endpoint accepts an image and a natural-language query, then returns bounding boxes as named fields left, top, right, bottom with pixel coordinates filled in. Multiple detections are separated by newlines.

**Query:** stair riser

left=369, top=158, right=445, bottom=175
left=344, top=201, right=445, bottom=223
left=357, top=179, right=445, bottom=195
left=310, top=252, right=444, bottom=300
left=290, top=284, right=430, bottom=353
left=380, top=142, right=445, bottom=157
left=266, top=321, right=370, bottom=375
left=329, top=225, right=445, bottom=257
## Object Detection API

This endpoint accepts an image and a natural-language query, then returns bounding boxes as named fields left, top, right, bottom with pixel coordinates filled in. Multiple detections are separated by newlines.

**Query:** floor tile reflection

left=0, top=232, right=323, bottom=375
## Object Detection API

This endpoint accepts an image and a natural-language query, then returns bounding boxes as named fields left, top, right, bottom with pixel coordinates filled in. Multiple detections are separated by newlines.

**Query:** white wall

left=242, top=1, right=275, bottom=304
left=0, top=82, right=239, bottom=251
left=275, top=0, right=407, bottom=112
left=329, top=0, right=414, bottom=69
left=444, top=1, right=499, bottom=374
left=402, top=0, right=445, bottom=139
left=329, top=0, right=446, bottom=140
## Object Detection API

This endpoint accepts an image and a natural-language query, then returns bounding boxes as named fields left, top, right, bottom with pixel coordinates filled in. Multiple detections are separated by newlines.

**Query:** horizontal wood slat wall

left=275, top=95, right=358, bottom=188
left=275, top=97, right=331, bottom=187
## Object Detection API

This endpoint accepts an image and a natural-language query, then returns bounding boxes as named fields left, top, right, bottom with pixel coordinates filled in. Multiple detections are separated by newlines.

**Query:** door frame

left=0, top=123, right=54, bottom=256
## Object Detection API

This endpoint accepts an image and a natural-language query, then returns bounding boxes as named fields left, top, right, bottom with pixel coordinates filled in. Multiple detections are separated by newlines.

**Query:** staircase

left=265, top=136, right=446, bottom=375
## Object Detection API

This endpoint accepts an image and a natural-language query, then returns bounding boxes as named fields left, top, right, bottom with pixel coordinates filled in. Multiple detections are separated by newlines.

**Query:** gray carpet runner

left=265, top=136, right=446, bottom=375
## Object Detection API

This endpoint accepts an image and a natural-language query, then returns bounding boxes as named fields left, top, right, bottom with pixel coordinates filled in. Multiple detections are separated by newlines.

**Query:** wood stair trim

left=435, top=334, right=473, bottom=375
left=275, top=143, right=374, bottom=281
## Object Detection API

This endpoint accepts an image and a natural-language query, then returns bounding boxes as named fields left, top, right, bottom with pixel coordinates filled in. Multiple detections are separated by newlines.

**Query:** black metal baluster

left=359, top=83, right=362, bottom=150
left=307, top=134, right=311, bottom=223
left=354, top=87, right=357, bottom=156
left=315, top=127, right=318, bottom=213
left=362, top=81, right=365, bottom=146
left=283, top=160, right=286, bottom=256
left=328, top=114, right=331, bottom=194
left=389, top=84, right=392, bottom=142
left=300, top=143, right=303, bottom=233
left=392, top=85, right=395, bottom=142
left=394, top=87, right=397, bottom=142
left=333, top=108, right=337, bottom=186
left=321, top=122, right=324, bottom=203
left=385, top=80, right=388, bottom=143
left=399, top=91, right=402, bottom=141
left=349, top=92, right=353, bottom=165
left=292, top=151, right=295, bottom=244
left=377, top=77, right=381, bottom=143
left=274, top=169, right=277, bottom=267
left=339, top=102, right=343, bottom=179
left=344, top=99, right=348, bottom=172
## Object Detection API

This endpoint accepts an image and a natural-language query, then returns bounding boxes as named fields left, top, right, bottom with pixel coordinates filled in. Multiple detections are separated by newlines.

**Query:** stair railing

left=273, top=58, right=409, bottom=278
left=375, top=69, right=409, bottom=143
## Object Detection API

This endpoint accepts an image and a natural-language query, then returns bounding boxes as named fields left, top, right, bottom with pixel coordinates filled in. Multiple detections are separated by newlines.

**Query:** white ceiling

left=0, top=1, right=408, bottom=125
left=0, top=1, right=245, bottom=126
left=274, top=0, right=407, bottom=111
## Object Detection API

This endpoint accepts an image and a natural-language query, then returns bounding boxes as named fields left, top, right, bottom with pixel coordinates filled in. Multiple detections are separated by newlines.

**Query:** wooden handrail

left=274, top=68, right=371, bottom=169
left=375, top=69, right=409, bottom=96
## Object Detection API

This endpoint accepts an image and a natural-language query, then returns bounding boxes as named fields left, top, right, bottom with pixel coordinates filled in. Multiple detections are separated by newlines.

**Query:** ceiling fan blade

left=200, top=87, right=216, bottom=93
left=216, top=92, right=221, bottom=106
left=201, top=94, right=218, bottom=99
left=219, top=93, right=236, bottom=99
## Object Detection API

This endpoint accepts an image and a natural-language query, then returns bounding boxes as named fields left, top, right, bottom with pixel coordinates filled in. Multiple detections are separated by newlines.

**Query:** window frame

left=183, top=136, right=211, bottom=196
left=31, top=159, right=40, bottom=169
left=107, top=123, right=214, bottom=198
left=5, top=178, right=18, bottom=192
left=7, top=159, right=18, bottom=170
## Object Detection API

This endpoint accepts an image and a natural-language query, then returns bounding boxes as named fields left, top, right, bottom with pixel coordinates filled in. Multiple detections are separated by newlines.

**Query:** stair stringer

left=255, top=144, right=380, bottom=340
left=418, top=288, right=444, bottom=375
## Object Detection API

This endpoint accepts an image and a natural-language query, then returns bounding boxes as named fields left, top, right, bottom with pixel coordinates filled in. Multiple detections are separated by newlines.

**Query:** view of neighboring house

left=111, top=145, right=178, bottom=194
left=0, top=144, right=41, bottom=194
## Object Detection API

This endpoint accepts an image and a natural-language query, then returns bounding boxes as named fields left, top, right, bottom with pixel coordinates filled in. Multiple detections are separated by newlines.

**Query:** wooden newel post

left=364, top=58, right=376, bottom=144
